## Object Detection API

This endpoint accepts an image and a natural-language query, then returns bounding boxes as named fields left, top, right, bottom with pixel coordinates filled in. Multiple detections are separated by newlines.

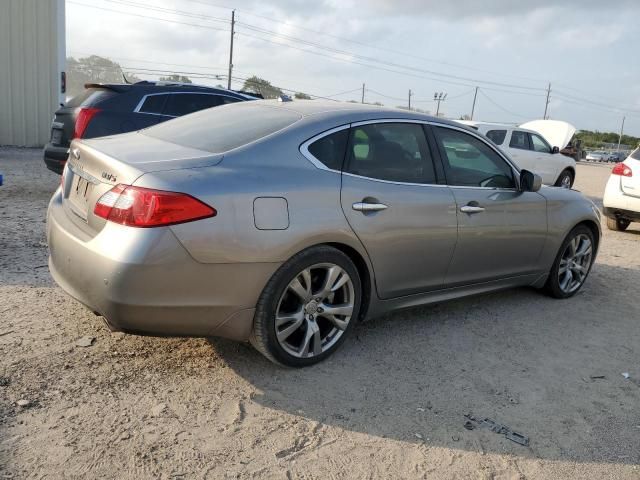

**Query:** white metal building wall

left=0, top=0, right=65, bottom=147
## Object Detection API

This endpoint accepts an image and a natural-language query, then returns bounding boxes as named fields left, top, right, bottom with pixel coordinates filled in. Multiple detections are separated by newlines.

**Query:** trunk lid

left=62, top=134, right=221, bottom=238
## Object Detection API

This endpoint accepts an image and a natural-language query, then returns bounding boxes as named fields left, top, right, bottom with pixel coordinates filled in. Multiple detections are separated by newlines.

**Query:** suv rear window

left=65, top=88, right=114, bottom=108
left=163, top=93, right=224, bottom=117
left=142, top=103, right=302, bottom=153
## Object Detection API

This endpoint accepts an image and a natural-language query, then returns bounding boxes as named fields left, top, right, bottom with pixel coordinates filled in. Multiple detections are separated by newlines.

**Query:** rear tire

left=606, top=216, right=630, bottom=231
left=545, top=225, right=595, bottom=299
left=250, top=246, right=362, bottom=367
left=555, top=169, right=574, bottom=188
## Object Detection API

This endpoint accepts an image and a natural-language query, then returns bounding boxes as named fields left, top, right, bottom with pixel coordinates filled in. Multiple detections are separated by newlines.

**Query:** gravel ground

left=1, top=149, right=639, bottom=479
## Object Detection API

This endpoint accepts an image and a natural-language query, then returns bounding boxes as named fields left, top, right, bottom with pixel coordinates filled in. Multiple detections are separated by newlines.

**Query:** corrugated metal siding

left=0, top=0, right=65, bottom=147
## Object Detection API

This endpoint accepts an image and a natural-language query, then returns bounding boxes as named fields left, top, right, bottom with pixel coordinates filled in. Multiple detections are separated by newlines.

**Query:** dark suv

left=44, top=81, right=257, bottom=174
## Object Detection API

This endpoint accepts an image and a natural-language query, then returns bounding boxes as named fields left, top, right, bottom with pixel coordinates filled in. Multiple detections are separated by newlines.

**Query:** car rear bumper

left=46, top=190, right=280, bottom=341
left=44, top=143, right=69, bottom=174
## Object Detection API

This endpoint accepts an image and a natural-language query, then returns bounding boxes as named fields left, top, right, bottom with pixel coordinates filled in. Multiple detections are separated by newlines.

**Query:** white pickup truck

left=458, top=120, right=577, bottom=188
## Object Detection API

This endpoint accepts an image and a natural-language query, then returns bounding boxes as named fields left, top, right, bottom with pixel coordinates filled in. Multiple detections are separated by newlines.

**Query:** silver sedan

left=47, top=101, right=601, bottom=367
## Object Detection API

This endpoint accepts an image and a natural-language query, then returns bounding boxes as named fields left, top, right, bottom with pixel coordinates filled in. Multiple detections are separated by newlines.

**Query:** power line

left=67, top=1, right=229, bottom=31
left=180, top=0, right=549, bottom=85
left=236, top=22, right=546, bottom=92
left=478, top=89, right=531, bottom=120
left=102, top=0, right=229, bottom=24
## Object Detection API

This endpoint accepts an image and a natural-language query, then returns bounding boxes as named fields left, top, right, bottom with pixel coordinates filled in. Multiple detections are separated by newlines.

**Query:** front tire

left=606, top=216, right=630, bottom=231
left=250, top=246, right=362, bottom=367
left=555, top=169, right=574, bottom=188
left=545, top=225, right=595, bottom=299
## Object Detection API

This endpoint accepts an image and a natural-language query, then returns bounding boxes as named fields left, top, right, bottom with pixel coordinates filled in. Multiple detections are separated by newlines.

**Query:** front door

left=431, top=125, right=547, bottom=286
left=339, top=122, right=458, bottom=299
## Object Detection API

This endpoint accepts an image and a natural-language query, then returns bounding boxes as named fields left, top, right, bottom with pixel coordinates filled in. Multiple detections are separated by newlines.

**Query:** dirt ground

left=1, top=148, right=639, bottom=480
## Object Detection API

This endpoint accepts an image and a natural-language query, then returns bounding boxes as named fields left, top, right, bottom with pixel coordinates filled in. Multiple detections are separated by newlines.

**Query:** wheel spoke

left=559, top=259, right=569, bottom=274
left=275, top=310, right=304, bottom=342
left=288, top=271, right=311, bottom=301
left=576, top=243, right=592, bottom=258
left=321, top=303, right=354, bottom=317
left=299, top=320, right=321, bottom=357
left=318, top=266, right=349, bottom=297
left=322, top=314, right=349, bottom=331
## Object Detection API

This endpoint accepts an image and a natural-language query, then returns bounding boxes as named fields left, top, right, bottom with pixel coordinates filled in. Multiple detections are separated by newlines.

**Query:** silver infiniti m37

left=47, top=101, right=601, bottom=367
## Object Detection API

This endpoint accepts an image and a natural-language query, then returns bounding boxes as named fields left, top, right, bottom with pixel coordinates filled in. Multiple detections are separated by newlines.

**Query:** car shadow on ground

left=209, top=263, right=640, bottom=465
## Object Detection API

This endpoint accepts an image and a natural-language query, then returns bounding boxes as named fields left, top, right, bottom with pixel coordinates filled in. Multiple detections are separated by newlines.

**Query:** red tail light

left=612, top=163, right=632, bottom=177
left=94, top=184, right=216, bottom=227
left=74, top=107, right=100, bottom=139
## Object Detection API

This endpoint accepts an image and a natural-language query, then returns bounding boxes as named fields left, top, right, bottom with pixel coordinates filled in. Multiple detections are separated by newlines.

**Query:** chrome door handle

left=460, top=205, right=485, bottom=214
left=352, top=202, right=388, bottom=212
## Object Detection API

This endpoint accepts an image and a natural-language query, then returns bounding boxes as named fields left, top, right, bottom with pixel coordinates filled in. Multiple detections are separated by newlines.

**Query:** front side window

left=434, top=126, right=515, bottom=189
left=509, top=130, right=530, bottom=150
left=486, top=129, right=507, bottom=145
left=307, top=129, right=349, bottom=170
left=163, top=93, right=222, bottom=117
left=344, top=123, right=436, bottom=184
left=138, top=94, right=168, bottom=115
left=531, top=133, right=551, bottom=153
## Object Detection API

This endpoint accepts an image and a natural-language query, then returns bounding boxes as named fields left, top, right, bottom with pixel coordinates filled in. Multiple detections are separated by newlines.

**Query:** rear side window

left=142, top=103, right=302, bottom=153
left=344, top=123, right=436, bottom=184
left=138, top=94, right=167, bottom=115
left=163, top=93, right=223, bottom=116
left=434, top=126, right=515, bottom=189
left=509, top=130, right=530, bottom=150
left=307, top=129, right=349, bottom=170
left=486, top=129, right=506, bottom=145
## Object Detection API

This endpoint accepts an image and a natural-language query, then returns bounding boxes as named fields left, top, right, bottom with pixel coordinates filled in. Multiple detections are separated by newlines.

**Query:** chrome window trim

left=299, top=124, right=351, bottom=172
left=133, top=92, right=243, bottom=115
left=299, top=117, right=520, bottom=189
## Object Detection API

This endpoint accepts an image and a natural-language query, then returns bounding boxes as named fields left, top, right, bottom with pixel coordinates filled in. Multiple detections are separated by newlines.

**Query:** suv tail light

left=94, top=184, right=216, bottom=227
left=612, top=163, right=632, bottom=177
left=74, top=107, right=101, bottom=139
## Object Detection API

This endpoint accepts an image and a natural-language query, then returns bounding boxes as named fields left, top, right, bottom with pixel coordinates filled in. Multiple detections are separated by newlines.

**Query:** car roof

left=247, top=99, right=469, bottom=129
left=84, top=82, right=258, bottom=99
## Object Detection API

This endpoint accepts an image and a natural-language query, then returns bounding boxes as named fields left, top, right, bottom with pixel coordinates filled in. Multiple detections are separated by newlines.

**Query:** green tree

left=159, top=74, right=192, bottom=84
left=66, top=55, right=141, bottom=98
left=294, top=92, right=312, bottom=100
left=241, top=76, right=283, bottom=99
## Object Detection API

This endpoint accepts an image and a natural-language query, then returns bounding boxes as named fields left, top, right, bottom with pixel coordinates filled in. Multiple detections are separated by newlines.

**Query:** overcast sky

left=67, top=0, right=640, bottom=137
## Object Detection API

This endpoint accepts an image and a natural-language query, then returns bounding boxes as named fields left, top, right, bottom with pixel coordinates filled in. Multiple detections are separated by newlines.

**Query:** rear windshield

left=142, top=103, right=302, bottom=153
left=631, top=149, right=640, bottom=160
left=65, top=88, right=114, bottom=108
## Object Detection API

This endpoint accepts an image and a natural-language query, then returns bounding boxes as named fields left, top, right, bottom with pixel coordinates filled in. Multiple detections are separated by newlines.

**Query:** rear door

left=431, top=125, right=547, bottom=286
left=505, top=129, right=537, bottom=173
left=339, top=121, right=458, bottom=299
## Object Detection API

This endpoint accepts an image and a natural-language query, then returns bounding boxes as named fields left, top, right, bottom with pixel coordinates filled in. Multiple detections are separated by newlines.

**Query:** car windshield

left=142, top=103, right=302, bottom=153
left=631, top=149, right=640, bottom=160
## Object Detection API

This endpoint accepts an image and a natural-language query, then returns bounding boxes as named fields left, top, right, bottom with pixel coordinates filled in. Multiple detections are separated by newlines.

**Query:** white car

left=586, top=151, right=609, bottom=162
left=603, top=148, right=639, bottom=231
left=459, top=120, right=577, bottom=188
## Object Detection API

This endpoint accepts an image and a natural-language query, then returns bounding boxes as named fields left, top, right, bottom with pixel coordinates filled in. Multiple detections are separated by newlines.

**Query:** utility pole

left=434, top=92, right=447, bottom=117
left=543, top=82, right=551, bottom=119
left=227, top=10, right=235, bottom=90
left=470, top=86, right=478, bottom=120
left=408, top=89, right=412, bottom=110
left=361, top=83, right=365, bottom=104
left=617, top=116, right=626, bottom=152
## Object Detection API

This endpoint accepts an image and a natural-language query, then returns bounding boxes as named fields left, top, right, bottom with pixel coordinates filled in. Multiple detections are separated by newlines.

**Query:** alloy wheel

left=561, top=174, right=572, bottom=188
left=275, top=263, right=355, bottom=358
left=558, top=233, right=593, bottom=293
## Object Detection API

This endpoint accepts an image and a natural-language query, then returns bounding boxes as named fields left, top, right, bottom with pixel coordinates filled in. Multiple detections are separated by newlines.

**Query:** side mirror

left=520, top=169, right=542, bottom=192
left=552, top=146, right=560, bottom=154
